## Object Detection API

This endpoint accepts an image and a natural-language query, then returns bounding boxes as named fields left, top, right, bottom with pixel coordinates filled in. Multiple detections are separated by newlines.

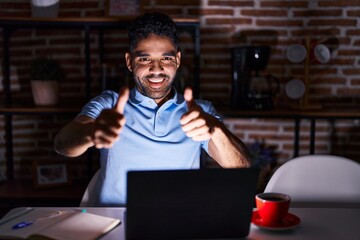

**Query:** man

left=54, top=12, right=251, bottom=206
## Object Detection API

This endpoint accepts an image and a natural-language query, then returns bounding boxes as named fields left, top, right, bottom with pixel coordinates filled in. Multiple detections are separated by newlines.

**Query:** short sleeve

left=78, top=90, right=118, bottom=119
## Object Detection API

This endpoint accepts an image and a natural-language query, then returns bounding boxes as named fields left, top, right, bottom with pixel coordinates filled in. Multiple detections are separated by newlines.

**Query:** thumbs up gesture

left=93, top=87, right=129, bottom=149
left=180, top=88, right=216, bottom=141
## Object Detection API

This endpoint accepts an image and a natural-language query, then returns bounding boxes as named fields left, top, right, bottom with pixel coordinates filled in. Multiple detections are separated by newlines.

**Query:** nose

left=149, top=59, right=164, bottom=73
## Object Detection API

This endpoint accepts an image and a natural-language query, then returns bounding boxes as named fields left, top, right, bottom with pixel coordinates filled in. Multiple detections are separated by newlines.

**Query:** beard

left=134, top=73, right=175, bottom=100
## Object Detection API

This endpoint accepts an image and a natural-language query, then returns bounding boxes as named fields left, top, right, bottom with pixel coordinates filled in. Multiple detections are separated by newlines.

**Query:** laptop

left=126, top=168, right=259, bottom=239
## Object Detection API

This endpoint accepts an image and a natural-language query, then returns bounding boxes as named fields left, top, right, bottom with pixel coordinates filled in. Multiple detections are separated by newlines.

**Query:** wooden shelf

left=219, top=106, right=360, bottom=119
left=0, top=16, right=199, bottom=24
left=0, top=106, right=80, bottom=114
left=217, top=106, right=360, bottom=158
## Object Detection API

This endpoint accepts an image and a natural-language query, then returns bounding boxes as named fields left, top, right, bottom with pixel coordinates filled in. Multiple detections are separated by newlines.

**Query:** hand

left=92, top=87, right=129, bottom=148
left=180, top=88, right=216, bottom=141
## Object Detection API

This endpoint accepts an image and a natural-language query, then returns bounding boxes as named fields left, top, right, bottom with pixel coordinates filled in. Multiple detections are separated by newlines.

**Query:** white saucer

left=285, top=79, right=305, bottom=99
left=314, top=44, right=330, bottom=63
left=287, top=44, right=307, bottom=63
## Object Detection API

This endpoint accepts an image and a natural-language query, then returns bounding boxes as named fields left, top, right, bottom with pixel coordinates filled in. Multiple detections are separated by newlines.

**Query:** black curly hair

left=128, top=12, right=179, bottom=53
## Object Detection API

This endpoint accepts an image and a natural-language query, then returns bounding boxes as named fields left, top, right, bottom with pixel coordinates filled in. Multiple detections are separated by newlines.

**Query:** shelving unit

left=220, top=106, right=360, bottom=157
left=0, top=17, right=201, bottom=181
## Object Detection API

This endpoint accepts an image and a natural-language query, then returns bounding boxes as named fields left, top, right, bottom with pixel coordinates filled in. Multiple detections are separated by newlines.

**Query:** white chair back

left=80, top=169, right=100, bottom=207
left=264, top=155, right=360, bottom=206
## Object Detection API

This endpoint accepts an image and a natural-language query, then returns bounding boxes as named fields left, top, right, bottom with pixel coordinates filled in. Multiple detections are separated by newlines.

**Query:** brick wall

left=0, top=0, right=359, bottom=180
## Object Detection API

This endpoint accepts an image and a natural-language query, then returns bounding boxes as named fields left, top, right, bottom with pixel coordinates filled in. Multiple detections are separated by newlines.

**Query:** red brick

left=0, top=2, right=31, bottom=9
left=291, top=28, right=340, bottom=37
left=319, top=1, right=360, bottom=7
left=234, top=124, right=280, bottom=131
left=189, top=8, right=234, bottom=16
left=293, top=9, right=342, bottom=17
left=337, top=49, right=360, bottom=56
left=337, top=88, right=360, bottom=96
left=201, top=36, right=233, bottom=45
left=155, top=0, right=199, bottom=6
left=343, top=69, right=360, bottom=75
left=143, top=7, right=183, bottom=16
left=206, top=17, right=252, bottom=25
left=309, top=19, right=357, bottom=27
left=347, top=10, right=360, bottom=17
left=354, top=39, right=360, bottom=46
left=347, top=29, right=360, bottom=35
left=241, top=9, right=288, bottom=17
left=201, top=26, right=236, bottom=34
left=33, top=30, right=82, bottom=37
left=256, top=19, right=303, bottom=27
left=208, top=1, right=253, bottom=7
left=309, top=87, right=332, bottom=95
left=313, top=77, right=347, bottom=85
left=260, top=1, right=308, bottom=8
left=60, top=2, right=99, bottom=9
left=34, top=48, right=82, bottom=56
left=352, top=79, right=360, bottom=86
left=248, top=133, right=282, bottom=140
left=49, top=38, right=84, bottom=45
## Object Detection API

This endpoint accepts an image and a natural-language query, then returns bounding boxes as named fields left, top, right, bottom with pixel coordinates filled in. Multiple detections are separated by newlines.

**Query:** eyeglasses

left=133, top=56, right=177, bottom=66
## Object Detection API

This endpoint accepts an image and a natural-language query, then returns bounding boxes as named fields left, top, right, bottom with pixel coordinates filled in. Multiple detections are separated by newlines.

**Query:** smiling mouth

left=147, top=77, right=165, bottom=83
left=145, top=74, right=169, bottom=83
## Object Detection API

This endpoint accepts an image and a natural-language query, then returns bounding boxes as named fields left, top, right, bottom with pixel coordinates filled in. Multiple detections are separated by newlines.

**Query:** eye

left=136, top=57, right=151, bottom=64
left=160, top=56, right=176, bottom=64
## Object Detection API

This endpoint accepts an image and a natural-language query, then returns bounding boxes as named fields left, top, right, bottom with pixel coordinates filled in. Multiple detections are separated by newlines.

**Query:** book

left=0, top=208, right=121, bottom=240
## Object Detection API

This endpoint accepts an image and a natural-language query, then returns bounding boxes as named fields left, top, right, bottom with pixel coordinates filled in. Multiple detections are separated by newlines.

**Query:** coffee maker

left=231, top=46, right=279, bottom=110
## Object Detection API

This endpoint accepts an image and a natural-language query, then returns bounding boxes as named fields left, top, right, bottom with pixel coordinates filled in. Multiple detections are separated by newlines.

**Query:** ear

left=176, top=51, right=181, bottom=69
left=125, top=52, right=132, bottom=72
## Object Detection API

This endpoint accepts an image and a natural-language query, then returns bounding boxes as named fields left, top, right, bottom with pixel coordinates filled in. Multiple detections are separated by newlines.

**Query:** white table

left=2, top=207, right=360, bottom=239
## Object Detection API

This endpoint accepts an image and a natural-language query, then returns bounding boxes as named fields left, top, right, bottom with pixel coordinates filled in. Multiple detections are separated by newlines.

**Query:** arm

left=180, top=88, right=251, bottom=168
left=208, top=119, right=251, bottom=168
left=54, top=115, right=95, bottom=157
left=54, top=87, right=129, bottom=157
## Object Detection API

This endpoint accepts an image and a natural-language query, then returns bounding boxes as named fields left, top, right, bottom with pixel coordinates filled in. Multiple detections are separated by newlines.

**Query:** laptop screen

left=126, top=168, right=259, bottom=239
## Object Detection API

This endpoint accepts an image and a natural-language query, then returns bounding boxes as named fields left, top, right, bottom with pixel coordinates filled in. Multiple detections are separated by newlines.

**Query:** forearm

left=209, top=121, right=251, bottom=168
left=54, top=120, right=95, bottom=157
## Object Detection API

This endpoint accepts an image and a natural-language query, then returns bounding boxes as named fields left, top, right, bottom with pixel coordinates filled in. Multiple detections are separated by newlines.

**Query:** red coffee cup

left=255, top=192, right=291, bottom=226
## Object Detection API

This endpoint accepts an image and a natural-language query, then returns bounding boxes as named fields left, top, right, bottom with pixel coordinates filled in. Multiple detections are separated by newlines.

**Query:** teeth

left=148, top=78, right=164, bottom=83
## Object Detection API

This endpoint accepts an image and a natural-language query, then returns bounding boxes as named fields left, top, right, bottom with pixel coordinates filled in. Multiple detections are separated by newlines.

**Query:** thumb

left=115, top=87, right=129, bottom=113
left=184, top=87, right=194, bottom=109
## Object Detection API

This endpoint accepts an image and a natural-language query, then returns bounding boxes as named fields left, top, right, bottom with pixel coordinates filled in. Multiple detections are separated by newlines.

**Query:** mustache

left=144, top=73, right=170, bottom=79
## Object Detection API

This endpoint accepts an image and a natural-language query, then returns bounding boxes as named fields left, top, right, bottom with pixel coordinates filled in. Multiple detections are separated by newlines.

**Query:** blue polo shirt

left=79, top=88, right=220, bottom=206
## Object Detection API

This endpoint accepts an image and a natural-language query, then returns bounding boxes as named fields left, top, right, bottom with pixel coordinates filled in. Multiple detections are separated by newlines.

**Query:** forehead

left=132, top=34, right=177, bottom=55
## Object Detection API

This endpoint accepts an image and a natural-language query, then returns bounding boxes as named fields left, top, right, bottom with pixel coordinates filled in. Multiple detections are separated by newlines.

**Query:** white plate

left=286, top=44, right=307, bottom=63
left=314, top=44, right=330, bottom=63
left=285, top=79, right=305, bottom=99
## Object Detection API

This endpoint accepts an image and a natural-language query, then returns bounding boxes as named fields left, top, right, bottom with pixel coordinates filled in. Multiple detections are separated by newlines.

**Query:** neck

left=155, top=90, right=173, bottom=106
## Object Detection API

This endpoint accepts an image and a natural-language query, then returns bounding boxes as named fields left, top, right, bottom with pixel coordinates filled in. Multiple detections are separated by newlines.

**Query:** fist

left=180, top=88, right=215, bottom=141
left=93, top=87, right=129, bottom=148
